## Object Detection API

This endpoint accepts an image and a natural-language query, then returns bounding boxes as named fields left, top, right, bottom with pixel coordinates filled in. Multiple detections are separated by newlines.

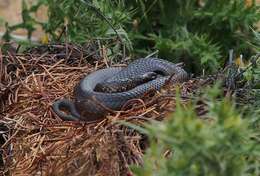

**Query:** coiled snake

left=52, top=58, right=188, bottom=121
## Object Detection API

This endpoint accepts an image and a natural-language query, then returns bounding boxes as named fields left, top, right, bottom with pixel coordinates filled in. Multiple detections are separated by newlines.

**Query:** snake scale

left=52, top=58, right=188, bottom=121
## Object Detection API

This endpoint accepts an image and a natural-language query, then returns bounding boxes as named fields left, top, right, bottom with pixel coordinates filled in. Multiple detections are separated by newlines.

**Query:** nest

left=0, top=43, right=216, bottom=175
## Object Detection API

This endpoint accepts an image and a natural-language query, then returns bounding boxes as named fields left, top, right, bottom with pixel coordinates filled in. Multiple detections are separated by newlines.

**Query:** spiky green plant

left=130, top=84, right=260, bottom=176
left=1, top=0, right=259, bottom=72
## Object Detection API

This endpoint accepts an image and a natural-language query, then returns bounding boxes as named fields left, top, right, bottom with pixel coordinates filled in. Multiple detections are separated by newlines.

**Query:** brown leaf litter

left=0, top=43, right=221, bottom=176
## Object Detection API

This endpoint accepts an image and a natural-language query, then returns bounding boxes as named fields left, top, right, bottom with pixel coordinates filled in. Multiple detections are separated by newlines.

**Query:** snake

left=94, top=71, right=158, bottom=93
left=52, top=58, right=188, bottom=121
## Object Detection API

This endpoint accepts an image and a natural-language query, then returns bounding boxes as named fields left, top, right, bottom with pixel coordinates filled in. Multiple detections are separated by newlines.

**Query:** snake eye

left=143, top=72, right=157, bottom=80
left=151, top=73, right=157, bottom=79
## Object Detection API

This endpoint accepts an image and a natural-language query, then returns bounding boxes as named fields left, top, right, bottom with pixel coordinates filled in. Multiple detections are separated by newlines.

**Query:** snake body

left=94, top=72, right=158, bottom=93
left=52, top=58, right=188, bottom=121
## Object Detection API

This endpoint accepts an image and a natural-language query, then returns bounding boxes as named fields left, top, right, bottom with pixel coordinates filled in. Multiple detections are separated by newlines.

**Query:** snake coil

left=52, top=58, right=188, bottom=121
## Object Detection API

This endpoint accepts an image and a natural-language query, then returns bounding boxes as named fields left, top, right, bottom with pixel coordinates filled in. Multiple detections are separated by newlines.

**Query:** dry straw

left=0, top=43, right=210, bottom=175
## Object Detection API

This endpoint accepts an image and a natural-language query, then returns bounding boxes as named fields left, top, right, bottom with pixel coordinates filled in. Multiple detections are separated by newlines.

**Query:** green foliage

left=152, top=33, right=221, bottom=72
left=1, top=0, right=134, bottom=54
left=244, top=53, right=260, bottom=85
left=131, top=85, right=260, bottom=176
left=126, top=0, right=260, bottom=73
left=39, top=0, right=133, bottom=42
left=1, top=0, right=259, bottom=73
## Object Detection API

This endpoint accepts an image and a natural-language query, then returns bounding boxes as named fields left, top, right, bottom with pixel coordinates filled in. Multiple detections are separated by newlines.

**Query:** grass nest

left=0, top=42, right=227, bottom=175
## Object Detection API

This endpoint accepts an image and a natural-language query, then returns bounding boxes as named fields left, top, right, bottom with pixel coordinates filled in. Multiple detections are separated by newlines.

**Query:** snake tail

left=52, top=99, right=81, bottom=121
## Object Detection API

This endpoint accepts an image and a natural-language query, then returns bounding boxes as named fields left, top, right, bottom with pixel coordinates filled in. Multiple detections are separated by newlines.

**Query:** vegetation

left=1, top=0, right=260, bottom=73
left=0, top=0, right=259, bottom=175
left=131, top=83, right=260, bottom=176
left=128, top=53, right=260, bottom=175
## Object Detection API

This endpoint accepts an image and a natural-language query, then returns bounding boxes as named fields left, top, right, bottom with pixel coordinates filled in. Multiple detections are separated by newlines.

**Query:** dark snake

left=52, top=58, right=188, bottom=121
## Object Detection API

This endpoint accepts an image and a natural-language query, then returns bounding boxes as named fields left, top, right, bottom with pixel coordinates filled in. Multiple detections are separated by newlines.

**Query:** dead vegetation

left=0, top=42, right=231, bottom=175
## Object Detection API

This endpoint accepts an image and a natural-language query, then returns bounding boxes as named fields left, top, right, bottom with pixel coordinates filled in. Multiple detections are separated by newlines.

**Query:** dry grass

left=0, top=42, right=214, bottom=175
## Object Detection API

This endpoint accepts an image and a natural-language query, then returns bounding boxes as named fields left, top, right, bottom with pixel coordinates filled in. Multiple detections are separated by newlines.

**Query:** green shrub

left=126, top=0, right=260, bottom=73
left=1, top=0, right=259, bottom=73
left=39, top=0, right=132, bottom=42
left=131, top=85, right=260, bottom=176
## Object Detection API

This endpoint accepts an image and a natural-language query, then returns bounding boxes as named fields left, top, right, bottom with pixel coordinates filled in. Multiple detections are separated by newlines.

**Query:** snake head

left=142, top=72, right=158, bottom=81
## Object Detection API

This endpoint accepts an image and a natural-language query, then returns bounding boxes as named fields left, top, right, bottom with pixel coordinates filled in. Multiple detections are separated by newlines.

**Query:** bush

left=131, top=85, right=260, bottom=176
left=126, top=0, right=260, bottom=73
left=1, top=0, right=259, bottom=73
